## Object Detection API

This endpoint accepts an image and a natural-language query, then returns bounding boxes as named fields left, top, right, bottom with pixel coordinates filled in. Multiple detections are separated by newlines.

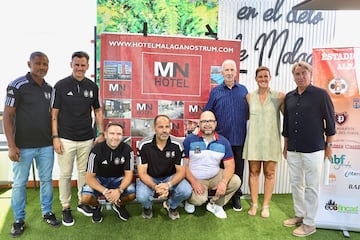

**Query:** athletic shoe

left=77, top=204, right=93, bottom=217
left=206, top=202, right=227, bottom=219
left=62, top=208, right=74, bottom=226
left=112, top=204, right=130, bottom=221
left=163, top=201, right=180, bottom=220
left=184, top=201, right=195, bottom=214
left=142, top=207, right=153, bottom=219
left=10, top=220, right=25, bottom=237
left=43, top=212, right=61, bottom=227
left=232, top=197, right=242, bottom=211
left=92, top=205, right=103, bottom=223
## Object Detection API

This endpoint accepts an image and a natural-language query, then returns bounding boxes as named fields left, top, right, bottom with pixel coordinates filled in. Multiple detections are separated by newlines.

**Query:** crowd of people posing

left=4, top=52, right=335, bottom=238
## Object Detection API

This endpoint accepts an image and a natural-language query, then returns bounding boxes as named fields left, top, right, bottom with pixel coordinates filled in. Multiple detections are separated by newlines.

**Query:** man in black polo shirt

left=136, top=114, right=192, bottom=220
left=51, top=51, right=104, bottom=226
left=3, top=51, right=60, bottom=237
left=79, top=122, right=136, bottom=223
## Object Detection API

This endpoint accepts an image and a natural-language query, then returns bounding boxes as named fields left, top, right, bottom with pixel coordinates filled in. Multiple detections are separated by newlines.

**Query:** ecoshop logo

left=324, top=199, right=358, bottom=214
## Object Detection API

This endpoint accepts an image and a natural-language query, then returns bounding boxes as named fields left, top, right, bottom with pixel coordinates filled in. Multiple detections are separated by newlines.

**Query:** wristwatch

left=326, top=142, right=333, bottom=148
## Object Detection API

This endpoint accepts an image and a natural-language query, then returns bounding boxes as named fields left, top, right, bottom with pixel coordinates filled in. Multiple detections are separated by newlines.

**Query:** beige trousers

left=57, top=138, right=93, bottom=208
left=188, top=169, right=241, bottom=206
left=287, top=150, right=324, bottom=226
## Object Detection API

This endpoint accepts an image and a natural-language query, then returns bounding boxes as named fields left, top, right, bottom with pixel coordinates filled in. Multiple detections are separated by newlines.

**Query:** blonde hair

left=292, top=61, right=312, bottom=74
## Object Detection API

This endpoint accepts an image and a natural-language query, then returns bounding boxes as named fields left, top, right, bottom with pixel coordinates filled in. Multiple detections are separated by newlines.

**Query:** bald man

left=183, top=111, right=241, bottom=219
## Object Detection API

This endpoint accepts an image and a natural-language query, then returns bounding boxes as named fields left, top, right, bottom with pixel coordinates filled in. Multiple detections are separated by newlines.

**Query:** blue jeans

left=81, top=176, right=136, bottom=198
left=11, top=146, right=54, bottom=221
left=136, top=175, right=192, bottom=209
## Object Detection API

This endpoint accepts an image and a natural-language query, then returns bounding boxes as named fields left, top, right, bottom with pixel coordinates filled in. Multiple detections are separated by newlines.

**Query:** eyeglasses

left=199, top=120, right=216, bottom=124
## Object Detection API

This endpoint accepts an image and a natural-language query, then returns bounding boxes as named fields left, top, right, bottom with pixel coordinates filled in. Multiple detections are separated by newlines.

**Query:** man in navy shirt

left=282, top=61, right=336, bottom=237
left=4, top=52, right=60, bottom=237
left=204, top=59, right=248, bottom=211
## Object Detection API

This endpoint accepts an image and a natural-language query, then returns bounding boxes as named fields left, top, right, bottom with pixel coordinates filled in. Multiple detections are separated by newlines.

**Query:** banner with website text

left=100, top=33, right=241, bottom=151
left=313, top=47, right=360, bottom=232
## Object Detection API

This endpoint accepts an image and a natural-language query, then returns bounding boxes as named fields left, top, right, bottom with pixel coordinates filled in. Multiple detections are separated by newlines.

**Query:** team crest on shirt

left=84, top=90, right=94, bottom=98
left=44, top=92, right=51, bottom=100
left=114, top=157, right=125, bottom=165
left=194, top=145, right=201, bottom=154
left=166, top=151, right=176, bottom=158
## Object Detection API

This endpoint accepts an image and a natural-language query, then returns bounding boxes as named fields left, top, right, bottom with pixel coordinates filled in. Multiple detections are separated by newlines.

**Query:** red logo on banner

left=142, top=53, right=201, bottom=96
left=335, top=112, right=347, bottom=125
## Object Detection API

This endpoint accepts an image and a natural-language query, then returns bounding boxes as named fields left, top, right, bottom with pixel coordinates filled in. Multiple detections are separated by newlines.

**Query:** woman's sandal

left=261, top=205, right=270, bottom=218
left=247, top=203, right=258, bottom=216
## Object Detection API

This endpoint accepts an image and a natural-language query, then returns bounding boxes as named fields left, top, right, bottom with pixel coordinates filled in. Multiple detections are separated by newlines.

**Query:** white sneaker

left=184, top=201, right=195, bottom=214
left=206, top=202, right=227, bottom=219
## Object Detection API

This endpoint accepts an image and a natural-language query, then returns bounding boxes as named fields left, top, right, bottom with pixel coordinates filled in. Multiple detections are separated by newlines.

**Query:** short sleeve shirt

left=52, top=76, right=101, bottom=141
left=183, top=131, right=233, bottom=179
left=86, top=141, right=134, bottom=177
left=5, top=72, right=52, bottom=148
left=204, top=82, right=248, bottom=146
left=136, top=135, right=184, bottom=178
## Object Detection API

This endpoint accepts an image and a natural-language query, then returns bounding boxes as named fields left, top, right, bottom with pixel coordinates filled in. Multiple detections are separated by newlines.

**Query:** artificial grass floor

left=0, top=187, right=359, bottom=240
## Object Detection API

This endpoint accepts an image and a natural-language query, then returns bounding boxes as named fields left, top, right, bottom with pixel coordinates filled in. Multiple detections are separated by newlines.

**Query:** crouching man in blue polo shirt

left=183, top=111, right=241, bottom=219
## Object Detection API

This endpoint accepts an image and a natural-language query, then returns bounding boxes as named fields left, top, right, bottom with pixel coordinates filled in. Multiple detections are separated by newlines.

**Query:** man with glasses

left=183, top=111, right=241, bottom=219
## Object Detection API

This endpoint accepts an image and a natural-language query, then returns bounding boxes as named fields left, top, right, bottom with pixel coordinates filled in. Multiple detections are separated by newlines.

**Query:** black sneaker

left=62, top=208, right=74, bottom=226
left=92, top=205, right=103, bottom=223
left=77, top=204, right=93, bottom=217
left=112, top=204, right=130, bottom=221
left=10, top=220, right=25, bottom=237
left=142, top=207, right=153, bottom=219
left=232, top=197, right=242, bottom=211
left=43, top=212, right=61, bottom=227
left=163, top=201, right=180, bottom=220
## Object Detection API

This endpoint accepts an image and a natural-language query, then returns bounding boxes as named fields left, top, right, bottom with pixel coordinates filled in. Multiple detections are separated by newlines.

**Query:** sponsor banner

left=100, top=33, right=241, bottom=149
left=313, top=48, right=360, bottom=232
